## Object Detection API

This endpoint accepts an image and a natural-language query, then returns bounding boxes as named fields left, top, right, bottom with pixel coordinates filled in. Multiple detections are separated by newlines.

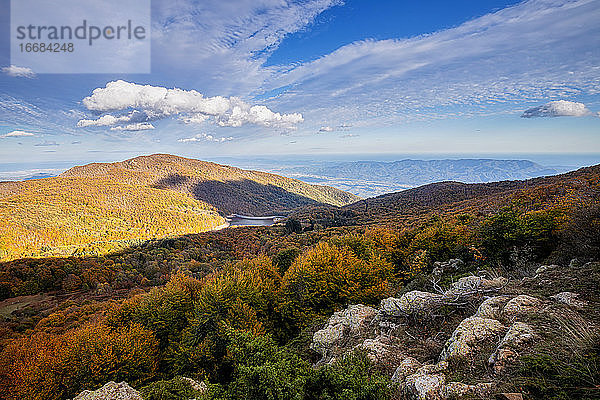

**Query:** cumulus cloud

left=78, top=80, right=303, bottom=130
left=2, top=65, right=36, bottom=78
left=177, top=133, right=234, bottom=143
left=0, top=130, right=35, bottom=138
left=110, top=123, right=155, bottom=131
left=521, top=100, right=595, bottom=118
left=318, top=126, right=334, bottom=133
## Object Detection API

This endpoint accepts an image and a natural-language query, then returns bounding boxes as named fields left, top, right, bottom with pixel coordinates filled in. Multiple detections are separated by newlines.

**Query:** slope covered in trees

left=60, top=154, right=361, bottom=215
left=0, top=177, right=225, bottom=261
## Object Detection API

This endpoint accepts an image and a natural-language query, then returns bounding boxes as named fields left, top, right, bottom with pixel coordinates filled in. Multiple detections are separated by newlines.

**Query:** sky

left=0, top=0, right=599, bottom=166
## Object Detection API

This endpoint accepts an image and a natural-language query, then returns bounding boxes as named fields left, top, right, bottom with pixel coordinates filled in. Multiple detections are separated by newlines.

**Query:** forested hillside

left=0, top=164, right=598, bottom=400
left=60, top=154, right=360, bottom=215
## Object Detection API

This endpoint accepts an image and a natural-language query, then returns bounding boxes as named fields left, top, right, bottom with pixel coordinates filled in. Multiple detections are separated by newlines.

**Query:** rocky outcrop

left=439, top=317, right=506, bottom=362
left=475, top=295, right=513, bottom=320
left=311, top=304, right=377, bottom=360
left=489, top=322, right=536, bottom=374
left=501, top=295, right=542, bottom=322
left=379, top=291, right=444, bottom=317
left=73, top=382, right=141, bottom=400
left=181, top=377, right=207, bottom=394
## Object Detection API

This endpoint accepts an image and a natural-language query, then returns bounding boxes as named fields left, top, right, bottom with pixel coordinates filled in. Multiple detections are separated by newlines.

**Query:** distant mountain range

left=284, top=159, right=563, bottom=197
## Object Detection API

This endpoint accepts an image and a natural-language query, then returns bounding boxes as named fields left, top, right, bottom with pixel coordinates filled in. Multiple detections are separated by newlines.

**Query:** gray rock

left=73, top=382, right=141, bottom=400
left=501, top=295, right=542, bottom=322
left=355, top=335, right=391, bottom=363
left=379, top=291, right=444, bottom=317
left=489, top=322, right=536, bottom=374
left=392, top=357, right=422, bottom=383
left=550, top=292, right=588, bottom=310
left=439, top=317, right=506, bottom=361
left=441, top=382, right=496, bottom=398
left=475, top=296, right=513, bottom=320
left=311, top=304, right=377, bottom=356
left=181, top=377, right=207, bottom=393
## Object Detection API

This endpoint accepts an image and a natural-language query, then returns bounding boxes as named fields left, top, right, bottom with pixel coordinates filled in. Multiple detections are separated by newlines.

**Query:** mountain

left=282, top=159, right=562, bottom=197
left=293, top=164, right=600, bottom=227
left=60, top=154, right=360, bottom=215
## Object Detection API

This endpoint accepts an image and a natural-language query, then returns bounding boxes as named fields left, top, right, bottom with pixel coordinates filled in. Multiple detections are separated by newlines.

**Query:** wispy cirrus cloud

left=264, top=0, right=600, bottom=125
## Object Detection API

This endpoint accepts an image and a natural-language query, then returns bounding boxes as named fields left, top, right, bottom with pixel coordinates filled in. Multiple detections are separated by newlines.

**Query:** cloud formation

left=177, top=133, right=234, bottom=143
left=78, top=80, right=303, bottom=130
left=34, top=140, right=59, bottom=147
left=2, top=65, right=36, bottom=78
left=318, top=126, right=334, bottom=132
left=0, top=130, right=35, bottom=138
left=110, top=123, right=156, bottom=131
left=521, top=100, right=595, bottom=118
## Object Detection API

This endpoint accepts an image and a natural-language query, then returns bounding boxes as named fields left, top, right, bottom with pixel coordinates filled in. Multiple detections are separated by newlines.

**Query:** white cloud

left=2, top=65, right=36, bottom=78
left=79, top=80, right=303, bottom=130
left=178, top=133, right=234, bottom=143
left=0, top=130, right=35, bottom=138
left=521, top=100, right=595, bottom=118
left=318, top=126, right=334, bottom=132
left=110, top=123, right=156, bottom=131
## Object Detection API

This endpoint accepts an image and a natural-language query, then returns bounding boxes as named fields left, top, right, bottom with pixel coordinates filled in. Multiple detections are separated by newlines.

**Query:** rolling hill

left=60, top=154, right=360, bottom=215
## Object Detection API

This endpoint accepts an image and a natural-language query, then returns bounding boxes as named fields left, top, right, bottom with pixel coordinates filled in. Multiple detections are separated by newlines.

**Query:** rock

left=181, top=377, right=207, bottom=393
left=550, top=292, right=588, bottom=310
left=441, top=382, right=495, bottom=398
left=475, top=296, right=513, bottom=320
left=439, top=317, right=506, bottom=361
left=404, top=371, right=446, bottom=400
left=449, top=276, right=507, bottom=293
left=73, top=382, right=142, bottom=400
left=311, top=304, right=377, bottom=357
left=391, top=357, right=422, bottom=383
left=379, top=291, right=444, bottom=317
left=569, top=258, right=582, bottom=269
left=489, top=322, right=536, bottom=373
left=355, top=335, right=391, bottom=363
left=501, top=295, right=542, bottom=322
left=535, top=264, right=559, bottom=275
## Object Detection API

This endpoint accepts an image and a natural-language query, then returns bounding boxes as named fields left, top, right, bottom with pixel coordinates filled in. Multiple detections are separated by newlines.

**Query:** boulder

left=501, top=295, right=542, bottom=322
left=181, top=377, right=207, bottom=393
left=379, top=291, right=444, bottom=317
left=392, top=357, right=422, bottom=383
left=489, top=322, right=536, bottom=374
left=311, top=304, right=377, bottom=356
left=355, top=335, right=391, bottom=363
left=441, top=382, right=495, bottom=398
left=449, top=276, right=507, bottom=293
left=475, top=296, right=513, bottom=320
left=73, top=382, right=141, bottom=400
left=550, top=292, right=588, bottom=310
left=439, top=317, right=506, bottom=361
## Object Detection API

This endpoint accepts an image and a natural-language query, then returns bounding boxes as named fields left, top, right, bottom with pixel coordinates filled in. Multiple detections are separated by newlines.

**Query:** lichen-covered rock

left=311, top=304, right=377, bottom=356
left=449, top=276, right=507, bottom=293
left=489, top=322, right=536, bottom=373
left=439, top=317, right=506, bottom=361
left=355, top=335, right=391, bottom=363
left=441, top=382, right=496, bottom=398
left=392, top=357, right=422, bottom=383
left=379, top=291, right=444, bottom=317
left=501, top=295, right=542, bottom=322
left=475, top=296, right=513, bottom=320
left=404, top=371, right=446, bottom=400
left=73, top=382, right=142, bottom=400
left=550, top=292, right=588, bottom=310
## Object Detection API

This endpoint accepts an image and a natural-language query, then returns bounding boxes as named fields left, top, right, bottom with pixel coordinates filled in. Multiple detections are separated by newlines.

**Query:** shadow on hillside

left=152, top=173, right=331, bottom=216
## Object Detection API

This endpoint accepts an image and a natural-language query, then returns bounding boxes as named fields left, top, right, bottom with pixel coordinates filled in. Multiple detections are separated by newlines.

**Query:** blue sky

left=0, top=0, right=599, bottom=165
